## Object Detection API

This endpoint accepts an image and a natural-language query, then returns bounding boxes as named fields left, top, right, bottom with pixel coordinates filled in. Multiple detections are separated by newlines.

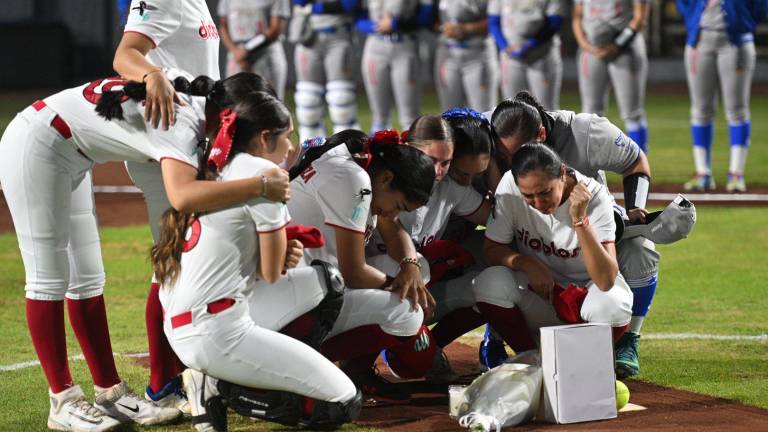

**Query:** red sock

left=66, top=295, right=120, bottom=388
left=321, top=325, right=400, bottom=363
left=280, top=312, right=317, bottom=342
left=612, top=324, right=629, bottom=343
left=26, top=299, right=74, bottom=393
left=431, top=307, right=487, bottom=348
left=146, top=282, right=185, bottom=393
left=476, top=302, right=537, bottom=352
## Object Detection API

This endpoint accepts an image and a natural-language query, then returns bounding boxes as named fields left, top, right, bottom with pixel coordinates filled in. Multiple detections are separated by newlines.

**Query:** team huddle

left=1, top=0, right=758, bottom=431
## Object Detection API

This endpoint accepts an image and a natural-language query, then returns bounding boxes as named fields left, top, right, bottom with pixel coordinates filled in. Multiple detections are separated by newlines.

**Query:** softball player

left=488, top=0, right=566, bottom=109
left=572, top=0, right=651, bottom=152
left=474, top=144, right=633, bottom=354
left=358, top=0, right=436, bottom=132
left=434, top=0, right=498, bottom=112
left=218, top=0, right=291, bottom=100
left=286, top=131, right=437, bottom=401
left=0, top=72, right=290, bottom=430
left=486, top=92, right=659, bottom=378
left=292, top=0, right=361, bottom=142
left=677, top=0, right=766, bottom=192
left=152, top=92, right=361, bottom=432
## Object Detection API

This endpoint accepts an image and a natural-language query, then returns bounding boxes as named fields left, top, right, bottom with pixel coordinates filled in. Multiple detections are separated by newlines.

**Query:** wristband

left=623, top=172, right=650, bottom=210
left=142, top=69, right=162, bottom=83
left=573, top=216, right=590, bottom=228
left=399, top=257, right=422, bottom=270
left=613, top=26, right=637, bottom=49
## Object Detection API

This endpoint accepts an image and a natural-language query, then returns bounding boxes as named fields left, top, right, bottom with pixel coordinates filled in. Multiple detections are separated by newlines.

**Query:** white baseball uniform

left=474, top=170, right=633, bottom=331
left=287, top=144, right=424, bottom=338
left=161, top=153, right=357, bottom=402
left=219, top=0, right=290, bottom=99
left=123, top=0, right=221, bottom=242
left=0, top=78, right=205, bottom=301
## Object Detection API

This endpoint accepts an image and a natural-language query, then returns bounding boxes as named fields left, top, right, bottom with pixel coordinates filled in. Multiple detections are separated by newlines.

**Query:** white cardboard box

left=540, top=323, right=617, bottom=424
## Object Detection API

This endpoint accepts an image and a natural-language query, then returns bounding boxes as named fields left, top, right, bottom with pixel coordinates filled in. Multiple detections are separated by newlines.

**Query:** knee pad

left=382, top=325, right=437, bottom=379
left=307, top=260, right=346, bottom=348
left=295, top=81, right=325, bottom=130
left=325, top=80, right=358, bottom=131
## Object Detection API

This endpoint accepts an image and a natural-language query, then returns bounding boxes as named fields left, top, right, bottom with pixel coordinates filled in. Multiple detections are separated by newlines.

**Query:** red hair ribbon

left=370, top=129, right=402, bottom=146
left=208, top=109, right=237, bottom=170
left=400, top=130, right=409, bottom=143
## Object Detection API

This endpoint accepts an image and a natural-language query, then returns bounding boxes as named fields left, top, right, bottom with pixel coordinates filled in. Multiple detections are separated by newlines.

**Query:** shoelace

left=72, top=398, right=105, bottom=418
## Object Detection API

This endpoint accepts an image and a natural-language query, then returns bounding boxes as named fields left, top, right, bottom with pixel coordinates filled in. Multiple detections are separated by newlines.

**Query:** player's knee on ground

left=325, top=80, right=358, bottom=132
left=473, top=266, right=525, bottom=309
left=617, top=237, right=659, bottom=281
left=580, top=280, right=633, bottom=326
left=295, top=81, right=326, bottom=140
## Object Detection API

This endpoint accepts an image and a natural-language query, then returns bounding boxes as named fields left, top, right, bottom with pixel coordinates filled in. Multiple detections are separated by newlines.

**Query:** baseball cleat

left=725, top=173, right=747, bottom=193
left=182, top=369, right=226, bottom=432
left=48, top=385, right=120, bottom=432
left=346, top=366, right=411, bottom=403
left=145, top=376, right=191, bottom=416
left=478, top=326, right=509, bottom=372
left=424, top=347, right=459, bottom=384
left=615, top=332, right=641, bottom=379
left=683, top=174, right=715, bottom=192
left=94, top=381, right=180, bottom=426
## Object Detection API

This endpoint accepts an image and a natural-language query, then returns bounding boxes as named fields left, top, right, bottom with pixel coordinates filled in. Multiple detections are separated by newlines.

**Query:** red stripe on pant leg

left=321, top=324, right=400, bottom=363
left=67, top=295, right=120, bottom=388
left=430, top=307, right=486, bottom=348
left=26, top=299, right=74, bottom=393
left=612, top=324, right=629, bottom=343
left=476, top=302, right=537, bottom=352
left=146, top=282, right=185, bottom=393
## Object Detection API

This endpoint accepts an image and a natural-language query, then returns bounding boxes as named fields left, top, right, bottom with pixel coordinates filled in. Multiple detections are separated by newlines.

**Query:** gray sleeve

left=585, top=115, right=642, bottom=175
left=272, top=0, right=291, bottom=19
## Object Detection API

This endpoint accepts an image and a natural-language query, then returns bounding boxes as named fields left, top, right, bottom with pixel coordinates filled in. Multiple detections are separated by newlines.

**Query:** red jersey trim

left=123, top=30, right=158, bottom=49
left=256, top=220, right=292, bottom=234
left=159, top=157, right=198, bottom=170
left=325, top=222, right=366, bottom=235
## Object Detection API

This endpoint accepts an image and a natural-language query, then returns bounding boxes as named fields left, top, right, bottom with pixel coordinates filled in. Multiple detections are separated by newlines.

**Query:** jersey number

left=182, top=218, right=202, bottom=252
left=82, top=77, right=130, bottom=105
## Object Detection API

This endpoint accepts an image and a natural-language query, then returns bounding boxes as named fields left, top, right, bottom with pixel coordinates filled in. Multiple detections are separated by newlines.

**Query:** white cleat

left=94, top=381, right=180, bottom=426
left=48, top=385, right=120, bottom=432
left=144, top=377, right=191, bottom=416
left=182, top=369, right=223, bottom=432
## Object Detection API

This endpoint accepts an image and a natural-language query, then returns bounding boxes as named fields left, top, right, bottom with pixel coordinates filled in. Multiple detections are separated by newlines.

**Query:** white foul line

left=0, top=352, right=148, bottom=373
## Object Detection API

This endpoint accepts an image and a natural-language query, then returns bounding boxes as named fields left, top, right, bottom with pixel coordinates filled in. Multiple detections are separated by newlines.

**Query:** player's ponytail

left=288, top=129, right=371, bottom=180
left=441, top=108, right=494, bottom=160
left=151, top=209, right=192, bottom=286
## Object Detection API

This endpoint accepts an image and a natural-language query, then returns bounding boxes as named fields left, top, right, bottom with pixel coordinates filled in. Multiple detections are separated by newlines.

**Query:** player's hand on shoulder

left=284, top=239, right=304, bottom=270
left=627, top=207, right=648, bottom=224
left=144, top=70, right=184, bottom=130
left=568, top=181, right=591, bottom=223
left=263, top=167, right=291, bottom=202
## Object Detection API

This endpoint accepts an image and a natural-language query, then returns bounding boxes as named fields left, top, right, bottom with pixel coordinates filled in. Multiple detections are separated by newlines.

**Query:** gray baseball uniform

left=490, top=0, right=565, bottom=109
left=294, top=2, right=358, bottom=141
left=575, top=0, right=649, bottom=149
left=434, top=0, right=498, bottom=112
left=360, top=0, right=433, bottom=131
left=219, top=0, right=290, bottom=100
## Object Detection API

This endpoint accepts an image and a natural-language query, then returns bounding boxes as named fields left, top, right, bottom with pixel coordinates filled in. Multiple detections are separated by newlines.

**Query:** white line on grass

left=0, top=352, right=148, bottom=373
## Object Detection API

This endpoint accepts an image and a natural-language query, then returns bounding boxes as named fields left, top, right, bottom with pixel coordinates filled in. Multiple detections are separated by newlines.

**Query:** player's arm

left=463, top=199, right=492, bottom=226
left=621, top=151, right=651, bottom=223
left=160, top=159, right=290, bottom=213
left=218, top=17, right=244, bottom=57
left=484, top=237, right=555, bottom=300
left=629, top=1, right=650, bottom=32
left=378, top=217, right=435, bottom=310
left=258, top=228, right=289, bottom=283
left=334, top=228, right=389, bottom=289
left=113, top=32, right=182, bottom=129
left=265, top=15, right=289, bottom=41
left=571, top=3, right=595, bottom=53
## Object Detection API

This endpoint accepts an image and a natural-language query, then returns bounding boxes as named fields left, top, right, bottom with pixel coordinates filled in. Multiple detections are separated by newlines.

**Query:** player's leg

left=325, top=33, right=359, bottom=132
left=580, top=277, right=634, bottom=341
left=391, top=37, right=422, bottom=129
left=435, top=45, right=466, bottom=111
left=0, top=114, right=121, bottom=431
left=527, top=43, right=563, bottom=110
left=614, top=236, right=660, bottom=378
left=224, top=52, right=243, bottom=78
left=362, top=36, right=394, bottom=133
left=577, top=48, right=610, bottom=116
left=499, top=54, right=528, bottom=101
left=125, top=161, right=188, bottom=411
left=254, top=43, right=289, bottom=101
left=719, top=40, right=755, bottom=193
left=294, top=42, right=327, bottom=141
left=609, top=35, right=649, bottom=152
left=462, top=46, right=498, bottom=113
left=683, top=35, right=719, bottom=191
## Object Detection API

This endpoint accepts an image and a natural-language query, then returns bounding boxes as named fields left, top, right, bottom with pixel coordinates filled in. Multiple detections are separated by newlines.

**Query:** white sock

left=692, top=147, right=710, bottom=175
left=629, top=316, right=645, bottom=335
left=728, top=145, right=748, bottom=176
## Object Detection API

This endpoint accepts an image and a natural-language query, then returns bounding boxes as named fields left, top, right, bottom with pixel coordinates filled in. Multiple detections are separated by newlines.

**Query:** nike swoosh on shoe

left=117, top=403, right=140, bottom=413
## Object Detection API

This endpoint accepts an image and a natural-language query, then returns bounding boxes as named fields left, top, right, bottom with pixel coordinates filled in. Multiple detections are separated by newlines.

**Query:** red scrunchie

left=208, top=109, right=237, bottom=170
left=369, top=129, right=402, bottom=146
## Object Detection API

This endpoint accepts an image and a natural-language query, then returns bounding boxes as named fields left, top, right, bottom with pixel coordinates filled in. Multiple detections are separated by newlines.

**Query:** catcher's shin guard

left=217, top=381, right=361, bottom=429
left=306, top=260, right=346, bottom=349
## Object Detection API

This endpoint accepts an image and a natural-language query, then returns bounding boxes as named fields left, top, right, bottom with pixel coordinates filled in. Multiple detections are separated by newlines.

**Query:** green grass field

left=0, top=89, right=766, bottom=430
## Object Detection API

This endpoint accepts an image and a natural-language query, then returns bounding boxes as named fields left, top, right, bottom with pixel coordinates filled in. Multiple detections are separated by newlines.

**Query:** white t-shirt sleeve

left=124, top=0, right=182, bottom=47
left=145, top=98, right=203, bottom=168
left=318, top=166, right=372, bottom=234
left=227, top=155, right=291, bottom=232
left=485, top=172, right=518, bottom=244
left=585, top=179, right=616, bottom=243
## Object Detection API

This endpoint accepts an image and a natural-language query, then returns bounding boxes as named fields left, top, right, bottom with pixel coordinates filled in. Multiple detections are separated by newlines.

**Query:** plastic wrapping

left=453, top=351, right=543, bottom=432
